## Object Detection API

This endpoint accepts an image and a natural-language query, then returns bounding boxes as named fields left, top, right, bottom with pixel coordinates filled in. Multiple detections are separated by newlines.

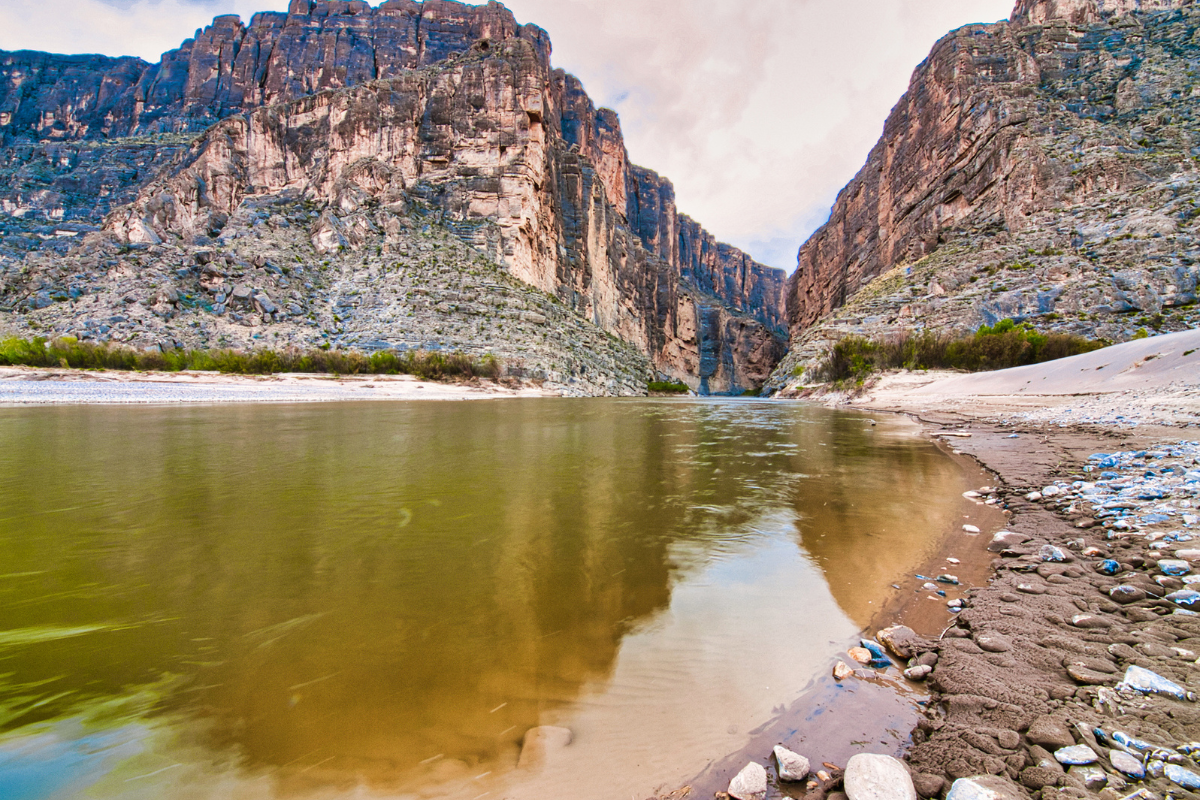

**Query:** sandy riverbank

left=678, top=332, right=1200, bottom=799
left=0, top=365, right=558, bottom=404
left=843, top=327, right=1200, bottom=432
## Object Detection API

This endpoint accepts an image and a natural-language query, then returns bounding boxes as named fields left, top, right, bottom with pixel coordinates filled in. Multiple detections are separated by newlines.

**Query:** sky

left=0, top=0, right=1015, bottom=271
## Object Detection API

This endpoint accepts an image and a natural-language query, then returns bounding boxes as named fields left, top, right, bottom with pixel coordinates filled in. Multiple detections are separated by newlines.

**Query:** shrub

left=810, top=320, right=1107, bottom=383
left=0, top=338, right=501, bottom=381
left=648, top=380, right=690, bottom=394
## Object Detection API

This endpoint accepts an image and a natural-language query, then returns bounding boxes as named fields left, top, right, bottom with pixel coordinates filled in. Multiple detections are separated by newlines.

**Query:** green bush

left=0, top=337, right=501, bottom=381
left=648, top=380, right=690, bottom=394
left=811, top=320, right=1107, bottom=383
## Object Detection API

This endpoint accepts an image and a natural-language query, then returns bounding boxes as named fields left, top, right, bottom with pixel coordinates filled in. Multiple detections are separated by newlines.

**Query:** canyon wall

left=0, top=0, right=786, bottom=393
left=784, top=0, right=1199, bottom=334
left=770, top=0, right=1200, bottom=389
left=1012, top=0, right=1188, bottom=26
left=0, top=0, right=548, bottom=140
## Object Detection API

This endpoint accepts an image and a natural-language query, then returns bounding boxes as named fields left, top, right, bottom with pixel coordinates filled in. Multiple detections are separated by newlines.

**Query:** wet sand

left=676, top=442, right=1011, bottom=800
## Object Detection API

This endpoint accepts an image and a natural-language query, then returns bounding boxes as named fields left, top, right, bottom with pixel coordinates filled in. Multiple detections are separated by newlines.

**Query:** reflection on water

left=0, top=400, right=971, bottom=799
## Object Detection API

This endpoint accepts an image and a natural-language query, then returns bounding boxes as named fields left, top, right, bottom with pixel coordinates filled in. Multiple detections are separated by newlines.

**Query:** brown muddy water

left=0, top=399, right=976, bottom=800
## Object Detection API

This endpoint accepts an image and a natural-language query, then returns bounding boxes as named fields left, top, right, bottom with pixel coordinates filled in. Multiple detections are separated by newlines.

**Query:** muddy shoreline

left=679, top=408, right=1200, bottom=800
left=677, top=422, right=1009, bottom=799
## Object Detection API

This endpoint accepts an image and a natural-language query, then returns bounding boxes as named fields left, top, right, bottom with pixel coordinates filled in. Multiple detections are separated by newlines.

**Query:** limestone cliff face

left=3, top=0, right=784, bottom=393
left=770, top=0, right=1200, bottom=391
left=783, top=0, right=1200, bottom=337
left=0, top=0, right=548, bottom=140
left=103, top=37, right=784, bottom=391
left=1012, top=0, right=1188, bottom=26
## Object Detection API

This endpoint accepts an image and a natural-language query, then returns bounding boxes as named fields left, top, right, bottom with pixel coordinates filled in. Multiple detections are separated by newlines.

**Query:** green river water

left=0, top=399, right=973, bottom=800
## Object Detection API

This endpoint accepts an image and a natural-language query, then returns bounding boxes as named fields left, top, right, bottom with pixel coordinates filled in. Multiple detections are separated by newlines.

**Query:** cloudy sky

left=0, top=0, right=1015, bottom=271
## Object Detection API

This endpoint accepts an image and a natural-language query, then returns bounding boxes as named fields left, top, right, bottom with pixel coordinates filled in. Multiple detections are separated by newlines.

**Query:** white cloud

left=0, top=0, right=1016, bottom=270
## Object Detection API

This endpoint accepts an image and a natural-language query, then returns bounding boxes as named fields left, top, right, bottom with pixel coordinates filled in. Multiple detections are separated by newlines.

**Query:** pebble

left=1027, top=716, right=1077, bottom=750
left=843, top=753, right=916, bottom=800
left=944, top=775, right=1025, bottom=800
left=1165, top=763, right=1200, bottom=789
left=1116, top=665, right=1189, bottom=700
left=1109, top=584, right=1147, bottom=603
left=727, top=761, right=768, bottom=800
left=1166, top=588, right=1200, bottom=608
left=1071, top=613, right=1112, bottom=629
left=1067, top=663, right=1112, bottom=685
left=1071, top=764, right=1110, bottom=790
left=1110, top=732, right=1150, bottom=753
left=858, top=639, right=892, bottom=668
left=904, top=665, right=932, bottom=681
left=1159, top=559, right=1192, bottom=576
left=963, top=524, right=981, bottom=534
left=936, top=574, right=960, bottom=585
left=1041, top=544, right=1068, bottom=562
left=988, top=531, right=1029, bottom=552
left=1054, top=744, right=1099, bottom=765
left=976, top=634, right=1011, bottom=653
left=876, top=625, right=919, bottom=659
left=833, top=661, right=853, bottom=681
left=1110, top=750, right=1146, bottom=779
left=848, top=647, right=873, bottom=665
left=773, top=746, right=810, bottom=782
left=1096, top=559, right=1121, bottom=575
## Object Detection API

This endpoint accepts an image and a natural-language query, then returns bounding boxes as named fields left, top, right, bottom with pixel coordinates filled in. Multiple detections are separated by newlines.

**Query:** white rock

left=773, top=745, right=810, bottom=781
left=833, top=661, right=854, bottom=681
left=962, top=524, right=981, bottom=534
left=1025, top=491, right=1043, bottom=501
left=944, top=775, right=1025, bottom=800
left=844, top=753, right=916, bottom=800
left=728, top=761, right=768, bottom=800
left=904, top=665, right=932, bottom=681
left=1042, top=485, right=1062, bottom=497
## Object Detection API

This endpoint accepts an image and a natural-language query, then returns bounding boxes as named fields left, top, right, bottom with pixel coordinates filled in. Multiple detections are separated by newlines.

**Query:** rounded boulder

left=844, top=753, right=916, bottom=800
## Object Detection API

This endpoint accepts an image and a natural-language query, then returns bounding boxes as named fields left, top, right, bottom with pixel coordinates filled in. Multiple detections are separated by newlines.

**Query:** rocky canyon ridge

left=0, top=0, right=787, bottom=395
left=769, top=0, right=1200, bottom=390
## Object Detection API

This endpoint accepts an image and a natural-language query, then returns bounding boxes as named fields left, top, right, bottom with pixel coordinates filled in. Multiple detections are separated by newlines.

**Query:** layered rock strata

left=773, top=0, right=1200, bottom=389
left=0, top=0, right=787, bottom=394
left=0, top=0, right=549, bottom=140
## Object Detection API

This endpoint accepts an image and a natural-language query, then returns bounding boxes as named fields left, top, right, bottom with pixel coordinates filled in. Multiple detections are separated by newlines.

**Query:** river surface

left=0, top=399, right=975, bottom=800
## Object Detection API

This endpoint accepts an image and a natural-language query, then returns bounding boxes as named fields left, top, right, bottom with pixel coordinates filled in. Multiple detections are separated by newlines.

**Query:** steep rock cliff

left=0, top=0, right=547, bottom=140
left=772, top=0, right=1200, bottom=389
left=0, top=0, right=786, bottom=393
